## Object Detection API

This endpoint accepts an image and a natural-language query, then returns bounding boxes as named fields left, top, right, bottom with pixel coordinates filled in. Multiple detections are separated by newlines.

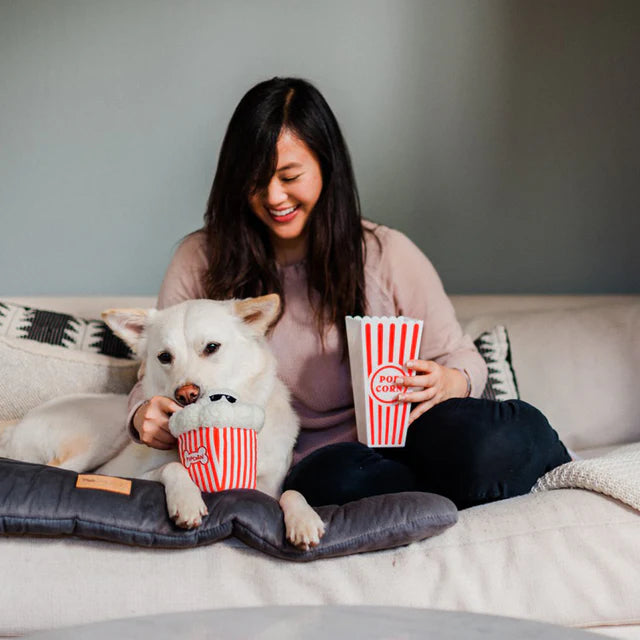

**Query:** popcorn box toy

left=168, top=390, right=264, bottom=492
left=345, top=316, right=423, bottom=447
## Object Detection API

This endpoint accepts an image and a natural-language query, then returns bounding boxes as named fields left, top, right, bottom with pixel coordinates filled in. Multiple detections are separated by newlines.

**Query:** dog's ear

left=101, top=308, right=155, bottom=353
left=233, top=294, right=280, bottom=335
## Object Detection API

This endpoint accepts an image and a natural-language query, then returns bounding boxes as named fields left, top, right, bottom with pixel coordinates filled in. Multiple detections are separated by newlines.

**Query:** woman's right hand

left=133, top=396, right=182, bottom=450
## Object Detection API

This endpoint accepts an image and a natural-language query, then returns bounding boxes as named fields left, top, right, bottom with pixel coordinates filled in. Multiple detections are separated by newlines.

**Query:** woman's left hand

left=397, top=360, right=468, bottom=424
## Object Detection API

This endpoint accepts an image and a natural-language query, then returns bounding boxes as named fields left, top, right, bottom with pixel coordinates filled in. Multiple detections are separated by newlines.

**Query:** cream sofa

left=1, top=294, right=639, bottom=638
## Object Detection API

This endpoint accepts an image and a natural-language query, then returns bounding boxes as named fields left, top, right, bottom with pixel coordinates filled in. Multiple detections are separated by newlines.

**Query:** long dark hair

left=203, top=77, right=370, bottom=349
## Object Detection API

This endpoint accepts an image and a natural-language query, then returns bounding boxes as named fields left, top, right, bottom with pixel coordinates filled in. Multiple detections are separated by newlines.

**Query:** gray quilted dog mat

left=0, top=457, right=457, bottom=561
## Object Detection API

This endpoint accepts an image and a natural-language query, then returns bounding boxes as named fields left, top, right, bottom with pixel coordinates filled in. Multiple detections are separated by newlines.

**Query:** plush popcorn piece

left=168, top=390, right=265, bottom=437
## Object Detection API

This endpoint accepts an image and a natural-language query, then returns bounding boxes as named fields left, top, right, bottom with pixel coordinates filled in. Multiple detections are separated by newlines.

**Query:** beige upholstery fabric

left=0, top=336, right=138, bottom=421
left=0, top=489, right=638, bottom=636
left=591, top=626, right=640, bottom=639
left=6, top=294, right=638, bottom=324
left=453, top=295, right=639, bottom=323
left=464, top=302, right=640, bottom=451
left=3, top=296, right=157, bottom=318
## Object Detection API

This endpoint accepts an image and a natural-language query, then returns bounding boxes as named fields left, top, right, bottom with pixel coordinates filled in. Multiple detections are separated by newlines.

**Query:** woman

left=127, top=77, right=570, bottom=509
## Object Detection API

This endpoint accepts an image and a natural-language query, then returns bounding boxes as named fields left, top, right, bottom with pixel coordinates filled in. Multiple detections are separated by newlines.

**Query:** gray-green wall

left=1, top=0, right=638, bottom=295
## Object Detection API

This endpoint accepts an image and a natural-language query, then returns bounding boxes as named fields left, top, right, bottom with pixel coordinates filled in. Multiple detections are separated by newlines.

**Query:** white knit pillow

left=0, top=337, right=138, bottom=421
left=533, top=442, right=640, bottom=512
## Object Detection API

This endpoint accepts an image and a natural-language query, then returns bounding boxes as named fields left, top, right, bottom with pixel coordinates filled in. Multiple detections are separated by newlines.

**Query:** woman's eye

left=157, top=351, right=173, bottom=365
left=204, top=342, right=220, bottom=355
left=281, top=174, right=301, bottom=183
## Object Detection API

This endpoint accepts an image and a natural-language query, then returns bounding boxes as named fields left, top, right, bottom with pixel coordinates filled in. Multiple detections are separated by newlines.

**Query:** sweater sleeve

left=126, top=378, right=147, bottom=442
left=378, top=227, right=488, bottom=397
left=126, top=231, right=209, bottom=441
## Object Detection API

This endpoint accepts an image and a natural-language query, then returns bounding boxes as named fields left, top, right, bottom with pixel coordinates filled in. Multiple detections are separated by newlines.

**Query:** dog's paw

left=166, top=485, right=209, bottom=529
left=285, top=508, right=325, bottom=552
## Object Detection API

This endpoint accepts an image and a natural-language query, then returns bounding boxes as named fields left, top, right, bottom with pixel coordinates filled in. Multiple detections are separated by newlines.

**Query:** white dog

left=0, top=295, right=325, bottom=550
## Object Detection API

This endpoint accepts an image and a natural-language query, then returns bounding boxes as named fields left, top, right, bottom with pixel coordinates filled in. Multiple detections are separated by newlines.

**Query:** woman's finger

left=400, top=374, right=428, bottom=390
left=406, top=359, right=436, bottom=374
left=398, top=386, right=437, bottom=404
left=152, top=427, right=178, bottom=445
left=165, top=400, right=184, bottom=415
left=156, top=396, right=183, bottom=416
left=402, top=372, right=438, bottom=389
left=148, top=438, right=176, bottom=450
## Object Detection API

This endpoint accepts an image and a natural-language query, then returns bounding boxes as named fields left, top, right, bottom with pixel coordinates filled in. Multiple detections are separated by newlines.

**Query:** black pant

left=283, top=398, right=571, bottom=510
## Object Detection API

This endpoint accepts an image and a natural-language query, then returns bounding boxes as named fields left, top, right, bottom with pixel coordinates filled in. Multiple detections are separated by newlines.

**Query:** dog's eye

left=204, top=342, right=220, bottom=355
left=157, top=351, right=173, bottom=365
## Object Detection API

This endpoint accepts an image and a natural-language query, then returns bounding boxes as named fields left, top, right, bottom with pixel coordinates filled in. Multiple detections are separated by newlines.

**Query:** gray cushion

left=0, top=458, right=457, bottom=561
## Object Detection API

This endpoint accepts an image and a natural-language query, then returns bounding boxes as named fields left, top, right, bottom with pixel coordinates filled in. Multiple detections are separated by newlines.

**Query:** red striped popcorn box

left=177, top=426, right=257, bottom=492
left=345, top=316, right=424, bottom=447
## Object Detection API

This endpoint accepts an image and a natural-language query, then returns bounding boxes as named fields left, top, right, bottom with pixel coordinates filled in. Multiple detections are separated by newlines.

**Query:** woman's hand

left=132, top=396, right=182, bottom=450
left=397, top=361, right=469, bottom=424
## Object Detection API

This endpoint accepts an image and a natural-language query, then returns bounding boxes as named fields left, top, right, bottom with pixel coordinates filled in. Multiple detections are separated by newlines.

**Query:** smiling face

left=248, top=128, right=323, bottom=265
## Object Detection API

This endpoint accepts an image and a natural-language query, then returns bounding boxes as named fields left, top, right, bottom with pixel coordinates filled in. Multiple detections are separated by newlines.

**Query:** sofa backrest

left=461, top=298, right=640, bottom=453
left=6, top=294, right=636, bottom=318
left=5, top=295, right=640, bottom=452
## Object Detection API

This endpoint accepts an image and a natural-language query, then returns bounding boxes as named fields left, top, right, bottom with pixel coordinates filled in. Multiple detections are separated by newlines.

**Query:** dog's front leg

left=145, top=462, right=208, bottom=529
left=279, top=489, right=325, bottom=551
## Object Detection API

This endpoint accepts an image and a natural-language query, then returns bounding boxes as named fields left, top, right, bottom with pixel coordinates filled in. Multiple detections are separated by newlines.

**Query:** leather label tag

left=76, top=474, right=132, bottom=495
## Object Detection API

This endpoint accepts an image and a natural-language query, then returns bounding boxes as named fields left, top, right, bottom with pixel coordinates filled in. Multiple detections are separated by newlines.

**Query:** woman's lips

left=268, top=204, right=299, bottom=223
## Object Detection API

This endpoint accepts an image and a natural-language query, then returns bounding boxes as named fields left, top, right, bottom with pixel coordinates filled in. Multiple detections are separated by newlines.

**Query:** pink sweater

left=127, top=221, right=487, bottom=464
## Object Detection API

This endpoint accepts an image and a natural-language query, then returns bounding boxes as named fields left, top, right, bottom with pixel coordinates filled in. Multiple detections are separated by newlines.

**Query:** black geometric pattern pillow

left=0, top=301, right=133, bottom=359
left=474, top=325, right=520, bottom=401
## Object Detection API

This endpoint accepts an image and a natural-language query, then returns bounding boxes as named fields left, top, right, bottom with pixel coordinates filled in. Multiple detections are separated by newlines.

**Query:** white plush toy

left=169, top=390, right=264, bottom=492
left=168, top=390, right=265, bottom=437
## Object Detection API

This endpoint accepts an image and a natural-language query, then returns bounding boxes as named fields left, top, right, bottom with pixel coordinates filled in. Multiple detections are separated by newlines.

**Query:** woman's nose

left=265, top=177, right=287, bottom=206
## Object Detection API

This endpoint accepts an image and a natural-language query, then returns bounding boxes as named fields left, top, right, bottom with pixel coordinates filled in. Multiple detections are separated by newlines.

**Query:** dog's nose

left=175, top=383, right=200, bottom=406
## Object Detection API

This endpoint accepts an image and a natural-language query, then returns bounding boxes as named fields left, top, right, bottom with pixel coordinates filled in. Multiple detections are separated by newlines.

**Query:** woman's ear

left=233, top=294, right=281, bottom=335
left=101, top=308, right=156, bottom=354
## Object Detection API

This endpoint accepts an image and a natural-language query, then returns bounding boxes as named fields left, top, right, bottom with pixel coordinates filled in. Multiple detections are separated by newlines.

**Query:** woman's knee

left=283, top=442, right=416, bottom=506
left=408, top=398, right=565, bottom=454
left=404, top=398, right=570, bottom=508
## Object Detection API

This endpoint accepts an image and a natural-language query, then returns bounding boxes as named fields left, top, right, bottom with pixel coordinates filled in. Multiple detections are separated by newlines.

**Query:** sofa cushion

left=464, top=302, right=640, bottom=451
left=0, top=457, right=457, bottom=562
left=0, top=488, right=637, bottom=636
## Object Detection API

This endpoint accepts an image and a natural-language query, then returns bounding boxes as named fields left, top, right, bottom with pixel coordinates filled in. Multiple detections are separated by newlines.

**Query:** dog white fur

left=0, top=295, right=325, bottom=550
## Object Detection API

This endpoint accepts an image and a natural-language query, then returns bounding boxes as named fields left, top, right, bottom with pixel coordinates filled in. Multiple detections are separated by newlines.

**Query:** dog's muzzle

left=175, top=383, right=201, bottom=406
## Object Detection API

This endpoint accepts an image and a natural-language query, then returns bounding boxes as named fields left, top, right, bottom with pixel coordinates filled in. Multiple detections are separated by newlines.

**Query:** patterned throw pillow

left=474, top=325, right=520, bottom=401
left=0, top=301, right=133, bottom=359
